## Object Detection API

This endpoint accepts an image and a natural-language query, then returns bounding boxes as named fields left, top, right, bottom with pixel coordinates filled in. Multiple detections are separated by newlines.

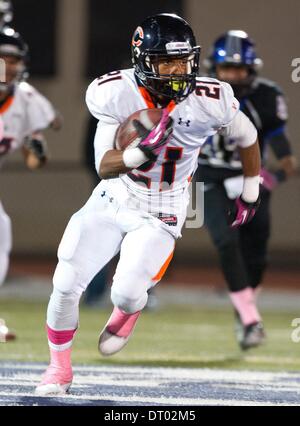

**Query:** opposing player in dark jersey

left=197, top=30, right=297, bottom=349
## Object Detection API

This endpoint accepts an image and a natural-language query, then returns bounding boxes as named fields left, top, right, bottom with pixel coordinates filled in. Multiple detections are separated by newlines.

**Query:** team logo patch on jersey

left=157, top=214, right=178, bottom=227
left=132, top=26, right=144, bottom=47
left=178, top=118, right=191, bottom=127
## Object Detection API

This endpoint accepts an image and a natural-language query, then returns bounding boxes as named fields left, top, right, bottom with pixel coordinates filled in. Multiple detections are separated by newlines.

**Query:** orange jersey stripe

left=138, top=86, right=176, bottom=113
left=138, top=86, right=155, bottom=109
left=0, top=95, right=14, bottom=114
left=152, top=250, right=175, bottom=282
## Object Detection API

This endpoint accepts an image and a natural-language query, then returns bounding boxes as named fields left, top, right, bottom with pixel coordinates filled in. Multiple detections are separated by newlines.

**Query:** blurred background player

left=197, top=30, right=297, bottom=350
left=0, top=28, right=61, bottom=342
left=0, top=0, right=12, bottom=31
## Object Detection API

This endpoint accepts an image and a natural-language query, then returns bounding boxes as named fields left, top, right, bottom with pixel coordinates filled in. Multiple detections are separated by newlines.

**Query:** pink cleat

left=35, top=348, right=73, bottom=396
left=98, top=307, right=141, bottom=356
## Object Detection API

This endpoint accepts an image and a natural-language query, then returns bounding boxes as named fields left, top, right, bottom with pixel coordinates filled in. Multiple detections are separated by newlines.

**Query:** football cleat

left=35, top=364, right=73, bottom=396
left=98, top=307, right=141, bottom=356
left=233, top=310, right=244, bottom=346
left=0, top=319, right=16, bottom=343
left=240, top=321, right=266, bottom=351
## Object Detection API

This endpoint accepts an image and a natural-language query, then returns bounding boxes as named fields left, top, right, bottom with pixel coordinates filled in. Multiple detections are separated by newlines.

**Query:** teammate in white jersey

left=0, top=29, right=59, bottom=342
left=36, top=14, right=261, bottom=396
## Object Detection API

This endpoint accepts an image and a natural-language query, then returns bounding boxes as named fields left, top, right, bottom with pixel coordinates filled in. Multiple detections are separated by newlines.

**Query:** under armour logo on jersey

left=178, top=118, right=191, bottom=127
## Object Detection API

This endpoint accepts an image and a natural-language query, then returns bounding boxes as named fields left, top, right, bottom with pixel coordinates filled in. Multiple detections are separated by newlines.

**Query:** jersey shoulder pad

left=86, top=69, right=132, bottom=121
left=18, top=82, right=52, bottom=107
left=195, top=77, right=239, bottom=127
left=252, top=77, right=288, bottom=122
left=17, top=82, right=56, bottom=131
left=253, top=77, right=284, bottom=96
left=18, top=81, right=38, bottom=98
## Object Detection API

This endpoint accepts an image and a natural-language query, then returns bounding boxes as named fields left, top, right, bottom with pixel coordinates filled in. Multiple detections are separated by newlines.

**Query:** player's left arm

left=49, top=110, right=64, bottom=131
left=220, top=110, right=261, bottom=201
left=219, top=110, right=261, bottom=227
left=22, top=131, right=48, bottom=170
left=262, top=91, right=298, bottom=189
left=21, top=85, right=60, bottom=169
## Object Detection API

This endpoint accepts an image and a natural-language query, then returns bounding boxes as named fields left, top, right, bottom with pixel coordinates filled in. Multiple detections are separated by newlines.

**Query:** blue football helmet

left=205, top=30, right=263, bottom=73
left=204, top=30, right=263, bottom=98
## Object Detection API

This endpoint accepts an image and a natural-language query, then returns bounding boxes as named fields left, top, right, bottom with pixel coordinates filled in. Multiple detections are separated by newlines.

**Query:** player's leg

left=36, top=193, right=124, bottom=395
left=0, top=202, right=16, bottom=343
left=239, top=190, right=271, bottom=293
left=0, top=202, right=12, bottom=286
left=99, top=224, right=175, bottom=356
left=236, top=191, right=271, bottom=348
left=83, top=265, right=109, bottom=307
left=203, top=185, right=262, bottom=347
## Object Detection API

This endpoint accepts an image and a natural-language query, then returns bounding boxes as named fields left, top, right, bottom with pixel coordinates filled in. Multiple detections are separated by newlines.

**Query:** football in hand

left=114, top=108, right=163, bottom=151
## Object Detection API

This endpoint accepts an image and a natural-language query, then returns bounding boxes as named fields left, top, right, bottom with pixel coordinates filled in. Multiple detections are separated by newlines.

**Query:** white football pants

left=0, top=201, right=12, bottom=286
left=47, top=182, right=176, bottom=331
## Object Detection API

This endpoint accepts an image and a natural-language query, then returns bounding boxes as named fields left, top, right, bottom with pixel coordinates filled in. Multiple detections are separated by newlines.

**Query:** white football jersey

left=86, top=68, right=239, bottom=217
left=0, top=82, right=56, bottom=168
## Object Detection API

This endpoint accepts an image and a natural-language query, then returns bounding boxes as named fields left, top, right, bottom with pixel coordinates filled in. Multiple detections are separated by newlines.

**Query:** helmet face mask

left=132, top=14, right=201, bottom=103
left=0, top=28, right=28, bottom=91
left=0, top=55, right=25, bottom=89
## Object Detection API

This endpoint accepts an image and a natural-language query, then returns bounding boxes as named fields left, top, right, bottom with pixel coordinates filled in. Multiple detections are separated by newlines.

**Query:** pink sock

left=230, top=288, right=261, bottom=326
left=107, top=307, right=141, bottom=338
left=40, top=347, right=73, bottom=385
left=47, top=325, right=76, bottom=351
left=253, top=287, right=262, bottom=302
left=49, top=347, right=72, bottom=371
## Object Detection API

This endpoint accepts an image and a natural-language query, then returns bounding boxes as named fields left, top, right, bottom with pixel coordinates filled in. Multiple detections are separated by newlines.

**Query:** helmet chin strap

left=0, top=80, right=15, bottom=93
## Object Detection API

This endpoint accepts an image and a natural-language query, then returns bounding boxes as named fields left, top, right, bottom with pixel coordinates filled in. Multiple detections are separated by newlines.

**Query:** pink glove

left=260, top=168, right=278, bottom=192
left=133, top=108, right=173, bottom=161
left=228, top=196, right=261, bottom=228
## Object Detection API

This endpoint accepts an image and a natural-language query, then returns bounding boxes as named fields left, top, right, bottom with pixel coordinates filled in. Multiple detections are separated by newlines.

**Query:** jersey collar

left=0, top=86, right=15, bottom=114
left=135, top=76, right=176, bottom=113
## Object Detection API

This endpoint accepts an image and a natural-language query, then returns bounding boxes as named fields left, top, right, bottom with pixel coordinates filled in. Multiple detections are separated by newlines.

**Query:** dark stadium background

left=2, top=0, right=299, bottom=281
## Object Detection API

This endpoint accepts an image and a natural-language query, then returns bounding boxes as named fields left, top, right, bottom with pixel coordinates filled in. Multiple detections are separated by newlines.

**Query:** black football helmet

left=0, top=0, right=12, bottom=30
left=132, top=13, right=201, bottom=103
left=0, top=28, right=29, bottom=90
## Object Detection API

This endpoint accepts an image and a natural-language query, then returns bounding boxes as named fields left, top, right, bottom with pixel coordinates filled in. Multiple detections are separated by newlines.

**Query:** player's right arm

left=95, top=117, right=173, bottom=179
left=85, top=76, right=172, bottom=179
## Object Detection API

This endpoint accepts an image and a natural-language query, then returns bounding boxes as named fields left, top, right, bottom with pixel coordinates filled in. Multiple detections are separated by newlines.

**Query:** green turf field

left=0, top=299, right=299, bottom=371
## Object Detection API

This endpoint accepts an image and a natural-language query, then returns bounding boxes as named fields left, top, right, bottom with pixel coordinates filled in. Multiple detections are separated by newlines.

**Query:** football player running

left=0, top=29, right=59, bottom=342
left=197, top=31, right=297, bottom=349
left=36, top=14, right=261, bottom=396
